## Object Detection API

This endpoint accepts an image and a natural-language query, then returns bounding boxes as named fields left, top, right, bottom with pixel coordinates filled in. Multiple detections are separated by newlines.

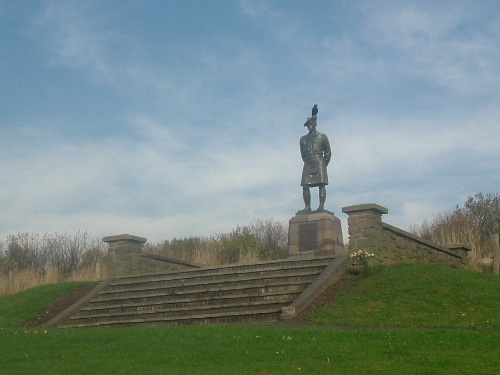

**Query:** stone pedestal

left=102, top=234, right=147, bottom=278
left=288, top=211, right=344, bottom=256
left=342, top=204, right=388, bottom=253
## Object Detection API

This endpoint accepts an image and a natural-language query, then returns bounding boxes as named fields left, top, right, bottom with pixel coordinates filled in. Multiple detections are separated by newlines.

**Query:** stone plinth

left=288, top=211, right=344, bottom=256
left=103, top=234, right=147, bottom=278
left=342, top=203, right=388, bottom=252
left=342, top=203, right=469, bottom=267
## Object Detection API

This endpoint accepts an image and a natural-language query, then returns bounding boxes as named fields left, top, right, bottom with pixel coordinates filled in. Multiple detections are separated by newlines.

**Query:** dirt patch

left=284, top=272, right=358, bottom=324
left=24, top=283, right=97, bottom=327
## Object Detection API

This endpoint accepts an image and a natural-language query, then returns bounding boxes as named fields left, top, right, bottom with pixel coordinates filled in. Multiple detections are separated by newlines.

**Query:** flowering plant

left=350, top=250, right=375, bottom=263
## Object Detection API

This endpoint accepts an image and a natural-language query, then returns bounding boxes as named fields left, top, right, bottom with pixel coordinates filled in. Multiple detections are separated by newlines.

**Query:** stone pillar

left=288, top=211, right=344, bottom=257
left=102, top=234, right=147, bottom=278
left=443, top=244, right=471, bottom=266
left=342, top=204, right=388, bottom=254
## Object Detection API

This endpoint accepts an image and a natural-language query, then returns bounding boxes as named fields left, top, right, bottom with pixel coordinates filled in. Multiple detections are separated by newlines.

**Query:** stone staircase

left=63, top=255, right=341, bottom=328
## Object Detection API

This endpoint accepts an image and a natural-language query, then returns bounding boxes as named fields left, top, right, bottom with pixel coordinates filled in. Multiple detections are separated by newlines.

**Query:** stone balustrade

left=342, top=204, right=470, bottom=267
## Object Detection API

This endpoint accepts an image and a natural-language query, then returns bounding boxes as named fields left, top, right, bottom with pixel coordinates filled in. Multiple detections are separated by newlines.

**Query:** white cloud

left=2, top=1, right=498, bottom=245
left=360, top=2, right=500, bottom=94
left=36, top=1, right=117, bottom=79
left=0, top=114, right=300, bottom=240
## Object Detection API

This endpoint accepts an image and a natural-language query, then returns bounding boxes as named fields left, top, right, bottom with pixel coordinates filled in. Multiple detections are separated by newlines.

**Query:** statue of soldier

left=299, top=112, right=331, bottom=212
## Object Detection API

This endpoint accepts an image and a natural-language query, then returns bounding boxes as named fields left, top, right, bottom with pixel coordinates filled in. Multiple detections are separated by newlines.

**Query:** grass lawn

left=314, top=263, right=499, bottom=329
left=0, top=263, right=498, bottom=374
left=1, top=325, right=498, bottom=375
left=0, top=282, right=94, bottom=328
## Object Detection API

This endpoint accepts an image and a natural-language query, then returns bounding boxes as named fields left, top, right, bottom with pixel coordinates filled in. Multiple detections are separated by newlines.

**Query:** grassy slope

left=0, top=282, right=93, bottom=328
left=0, top=264, right=498, bottom=375
left=314, top=263, right=499, bottom=329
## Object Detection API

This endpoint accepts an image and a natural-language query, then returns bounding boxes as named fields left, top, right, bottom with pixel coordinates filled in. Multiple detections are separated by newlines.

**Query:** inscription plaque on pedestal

left=288, top=211, right=344, bottom=256
left=299, top=222, right=318, bottom=251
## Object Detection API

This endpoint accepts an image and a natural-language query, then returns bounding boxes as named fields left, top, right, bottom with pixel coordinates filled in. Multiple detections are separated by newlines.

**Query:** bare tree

left=410, top=192, right=500, bottom=271
left=2, top=231, right=106, bottom=275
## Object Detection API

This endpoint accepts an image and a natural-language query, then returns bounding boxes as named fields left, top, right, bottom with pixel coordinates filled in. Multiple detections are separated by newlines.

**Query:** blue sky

left=1, top=1, right=499, bottom=244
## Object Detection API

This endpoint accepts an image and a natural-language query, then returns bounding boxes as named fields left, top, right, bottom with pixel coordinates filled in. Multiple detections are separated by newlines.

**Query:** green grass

left=314, top=263, right=500, bottom=329
left=0, top=325, right=498, bottom=375
left=0, top=282, right=94, bottom=328
left=0, top=264, right=498, bottom=374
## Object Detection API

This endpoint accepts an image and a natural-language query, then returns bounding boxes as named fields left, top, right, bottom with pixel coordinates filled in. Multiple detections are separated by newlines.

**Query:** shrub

left=410, top=192, right=500, bottom=271
left=2, top=231, right=106, bottom=276
left=0, top=231, right=107, bottom=296
left=148, top=218, right=288, bottom=266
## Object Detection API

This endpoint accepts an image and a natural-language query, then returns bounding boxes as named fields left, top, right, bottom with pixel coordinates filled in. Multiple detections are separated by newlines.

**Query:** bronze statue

left=299, top=105, right=331, bottom=212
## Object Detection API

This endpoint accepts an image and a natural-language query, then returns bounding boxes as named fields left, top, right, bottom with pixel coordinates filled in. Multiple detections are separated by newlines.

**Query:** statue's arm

left=300, top=138, right=307, bottom=162
left=323, top=135, right=331, bottom=165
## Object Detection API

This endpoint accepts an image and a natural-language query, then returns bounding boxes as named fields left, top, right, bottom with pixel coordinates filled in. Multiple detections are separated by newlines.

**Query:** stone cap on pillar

left=443, top=243, right=472, bottom=252
left=102, top=234, right=147, bottom=244
left=342, top=203, right=388, bottom=215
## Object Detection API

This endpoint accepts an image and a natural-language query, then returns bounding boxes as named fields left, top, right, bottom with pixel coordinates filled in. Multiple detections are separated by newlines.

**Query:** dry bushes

left=410, top=192, right=500, bottom=272
left=3, top=231, right=106, bottom=275
left=0, top=264, right=107, bottom=297
left=0, top=220, right=288, bottom=296
left=147, top=219, right=288, bottom=266
left=0, top=231, right=108, bottom=296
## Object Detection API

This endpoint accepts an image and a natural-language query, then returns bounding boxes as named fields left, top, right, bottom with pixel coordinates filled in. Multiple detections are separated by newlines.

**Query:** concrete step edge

left=106, top=264, right=329, bottom=290
left=64, top=308, right=282, bottom=328
left=81, top=290, right=300, bottom=312
left=101, top=270, right=323, bottom=295
left=110, top=256, right=335, bottom=285
left=91, top=279, right=312, bottom=304
left=72, top=299, right=293, bottom=320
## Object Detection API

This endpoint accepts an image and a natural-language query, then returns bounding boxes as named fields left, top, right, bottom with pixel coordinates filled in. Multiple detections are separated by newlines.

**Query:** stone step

left=109, top=256, right=334, bottom=286
left=105, top=263, right=328, bottom=291
left=80, top=290, right=298, bottom=314
left=62, top=255, right=341, bottom=328
left=65, top=308, right=282, bottom=328
left=90, top=279, right=312, bottom=305
left=71, top=298, right=293, bottom=324
left=98, top=270, right=321, bottom=299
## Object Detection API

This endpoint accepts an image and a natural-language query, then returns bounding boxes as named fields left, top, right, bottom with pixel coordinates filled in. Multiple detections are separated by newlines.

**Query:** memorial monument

left=288, top=105, right=344, bottom=256
left=299, top=105, right=331, bottom=212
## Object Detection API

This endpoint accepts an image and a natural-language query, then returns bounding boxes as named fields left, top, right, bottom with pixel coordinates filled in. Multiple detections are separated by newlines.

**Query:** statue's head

left=304, top=116, right=317, bottom=131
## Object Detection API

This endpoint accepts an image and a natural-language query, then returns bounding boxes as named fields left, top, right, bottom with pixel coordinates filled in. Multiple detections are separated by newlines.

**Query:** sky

left=1, top=1, right=499, bottom=245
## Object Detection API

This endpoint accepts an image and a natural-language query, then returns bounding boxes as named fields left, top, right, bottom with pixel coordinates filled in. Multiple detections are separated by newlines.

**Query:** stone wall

left=103, top=234, right=198, bottom=278
left=342, top=204, right=470, bottom=267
